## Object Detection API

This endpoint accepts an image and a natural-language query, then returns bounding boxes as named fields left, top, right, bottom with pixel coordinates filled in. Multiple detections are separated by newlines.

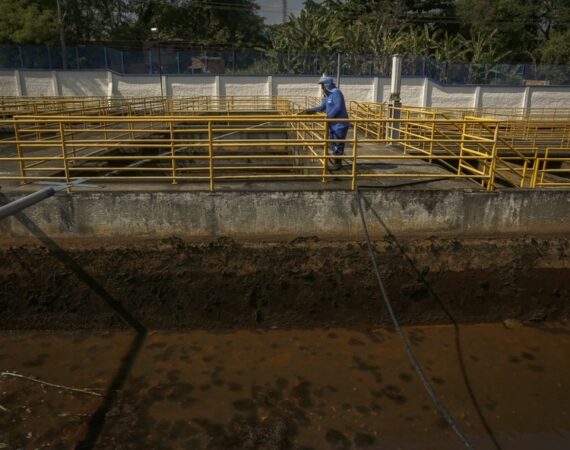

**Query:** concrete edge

left=1, top=189, right=569, bottom=240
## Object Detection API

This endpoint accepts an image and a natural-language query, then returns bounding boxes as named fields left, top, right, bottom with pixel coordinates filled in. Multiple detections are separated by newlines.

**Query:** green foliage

left=264, top=0, right=570, bottom=67
left=136, top=0, right=265, bottom=46
left=3, top=0, right=570, bottom=69
left=0, top=0, right=266, bottom=47
left=0, top=0, right=58, bottom=44
left=541, top=30, right=570, bottom=65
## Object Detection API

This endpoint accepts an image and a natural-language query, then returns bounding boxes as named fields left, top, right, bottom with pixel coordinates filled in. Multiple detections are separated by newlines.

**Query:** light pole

left=150, top=27, right=164, bottom=97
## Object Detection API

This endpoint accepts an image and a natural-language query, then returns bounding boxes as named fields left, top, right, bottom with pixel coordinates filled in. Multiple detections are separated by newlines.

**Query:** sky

left=257, top=0, right=311, bottom=25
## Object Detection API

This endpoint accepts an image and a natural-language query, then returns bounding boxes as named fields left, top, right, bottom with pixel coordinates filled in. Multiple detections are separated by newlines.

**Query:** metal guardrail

left=0, top=95, right=322, bottom=118
left=0, top=96, right=569, bottom=190
left=532, top=148, right=570, bottom=188
left=348, top=102, right=570, bottom=188
left=349, top=103, right=528, bottom=189
left=0, top=117, right=510, bottom=191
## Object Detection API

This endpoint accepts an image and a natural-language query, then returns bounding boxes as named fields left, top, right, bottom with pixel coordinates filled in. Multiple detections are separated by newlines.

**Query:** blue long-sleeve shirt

left=307, top=88, right=349, bottom=131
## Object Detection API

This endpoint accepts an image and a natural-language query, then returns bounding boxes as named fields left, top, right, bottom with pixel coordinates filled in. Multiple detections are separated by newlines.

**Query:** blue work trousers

left=329, top=125, right=349, bottom=155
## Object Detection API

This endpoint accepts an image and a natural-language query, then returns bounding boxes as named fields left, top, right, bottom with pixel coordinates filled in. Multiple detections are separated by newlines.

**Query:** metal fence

left=2, top=45, right=570, bottom=85
left=1, top=96, right=569, bottom=190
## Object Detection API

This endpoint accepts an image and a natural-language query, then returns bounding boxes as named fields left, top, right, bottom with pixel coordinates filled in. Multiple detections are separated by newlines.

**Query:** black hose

left=355, top=186, right=475, bottom=450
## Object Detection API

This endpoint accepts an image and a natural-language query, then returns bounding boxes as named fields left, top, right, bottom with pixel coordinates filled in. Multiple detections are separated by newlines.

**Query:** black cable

left=355, top=186, right=475, bottom=450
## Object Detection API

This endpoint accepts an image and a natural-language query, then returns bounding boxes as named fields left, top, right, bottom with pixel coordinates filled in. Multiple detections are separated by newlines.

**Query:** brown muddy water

left=0, top=324, right=570, bottom=450
left=1, top=236, right=569, bottom=448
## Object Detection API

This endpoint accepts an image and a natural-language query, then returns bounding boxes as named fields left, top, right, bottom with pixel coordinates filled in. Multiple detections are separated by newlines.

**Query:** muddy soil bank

left=0, top=236, right=569, bottom=329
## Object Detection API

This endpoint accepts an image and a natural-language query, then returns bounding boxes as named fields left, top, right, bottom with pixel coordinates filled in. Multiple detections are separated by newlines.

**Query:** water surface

left=0, top=323, right=569, bottom=449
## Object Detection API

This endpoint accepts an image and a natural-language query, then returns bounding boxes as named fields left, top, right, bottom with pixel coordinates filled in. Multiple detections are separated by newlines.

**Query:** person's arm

left=303, top=98, right=326, bottom=114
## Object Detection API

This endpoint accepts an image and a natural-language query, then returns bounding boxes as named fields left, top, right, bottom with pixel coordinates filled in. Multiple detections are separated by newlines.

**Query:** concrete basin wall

left=1, top=189, right=569, bottom=240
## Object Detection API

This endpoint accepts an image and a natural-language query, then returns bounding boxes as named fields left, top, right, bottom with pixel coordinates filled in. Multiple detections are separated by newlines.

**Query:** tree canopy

left=0, top=0, right=266, bottom=47
left=2, top=0, right=570, bottom=66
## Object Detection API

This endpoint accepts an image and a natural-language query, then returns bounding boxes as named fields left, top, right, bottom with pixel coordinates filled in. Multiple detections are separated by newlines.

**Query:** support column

left=421, top=77, right=429, bottom=107
left=388, top=55, right=403, bottom=143
left=473, top=86, right=482, bottom=109
left=14, top=70, right=24, bottom=96
left=214, top=75, right=221, bottom=97
left=522, top=86, right=531, bottom=110
left=107, top=70, right=114, bottom=97
left=372, top=77, right=380, bottom=103
left=161, top=74, right=168, bottom=97
left=390, top=55, right=402, bottom=102
left=52, top=70, right=60, bottom=96
left=377, top=78, right=389, bottom=103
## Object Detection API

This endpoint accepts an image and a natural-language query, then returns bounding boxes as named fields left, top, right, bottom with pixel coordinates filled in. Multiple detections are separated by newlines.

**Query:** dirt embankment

left=0, top=236, right=568, bottom=329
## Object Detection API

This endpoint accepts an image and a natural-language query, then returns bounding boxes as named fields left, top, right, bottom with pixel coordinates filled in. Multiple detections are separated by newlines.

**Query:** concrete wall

left=168, top=75, right=216, bottom=97
left=1, top=190, right=569, bottom=240
left=4, top=69, right=570, bottom=108
left=58, top=71, right=108, bottom=96
left=20, top=71, right=56, bottom=96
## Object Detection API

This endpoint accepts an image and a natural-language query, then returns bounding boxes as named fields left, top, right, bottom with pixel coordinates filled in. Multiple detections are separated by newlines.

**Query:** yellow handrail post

left=13, top=120, right=26, bottom=182
left=402, top=109, right=409, bottom=155
left=378, top=105, right=383, bottom=142
left=127, top=105, right=134, bottom=140
left=33, top=103, right=40, bottom=141
left=522, top=147, right=536, bottom=188
left=169, top=119, right=177, bottom=185
left=487, top=122, right=500, bottom=191
left=429, top=112, right=436, bottom=162
left=364, top=105, right=370, bottom=137
left=322, top=119, right=329, bottom=183
left=351, top=130, right=358, bottom=190
left=208, top=120, right=214, bottom=191
left=59, top=121, right=70, bottom=183
left=530, top=153, right=540, bottom=188
left=457, top=121, right=468, bottom=177
left=103, top=118, right=109, bottom=153
left=540, top=148, right=549, bottom=186
left=69, top=123, right=77, bottom=159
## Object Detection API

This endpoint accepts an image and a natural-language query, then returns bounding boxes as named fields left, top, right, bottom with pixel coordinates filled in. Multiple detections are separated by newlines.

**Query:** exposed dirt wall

left=0, top=236, right=569, bottom=329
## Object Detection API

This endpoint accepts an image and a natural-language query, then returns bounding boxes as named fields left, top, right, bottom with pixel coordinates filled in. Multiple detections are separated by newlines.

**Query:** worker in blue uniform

left=302, top=75, right=349, bottom=170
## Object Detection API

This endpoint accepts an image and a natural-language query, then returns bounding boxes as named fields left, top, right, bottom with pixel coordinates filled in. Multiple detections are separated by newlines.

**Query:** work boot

left=329, top=155, right=343, bottom=171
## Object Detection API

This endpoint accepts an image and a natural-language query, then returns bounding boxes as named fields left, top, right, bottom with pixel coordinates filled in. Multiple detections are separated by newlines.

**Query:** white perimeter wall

left=3, top=69, right=570, bottom=109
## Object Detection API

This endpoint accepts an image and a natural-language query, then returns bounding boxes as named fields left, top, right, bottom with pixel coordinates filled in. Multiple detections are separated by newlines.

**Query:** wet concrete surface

left=0, top=323, right=569, bottom=449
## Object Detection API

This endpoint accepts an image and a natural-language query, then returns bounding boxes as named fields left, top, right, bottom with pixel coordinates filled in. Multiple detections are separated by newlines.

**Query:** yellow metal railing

left=0, top=113, right=515, bottom=191
left=0, top=95, right=323, bottom=121
left=348, top=101, right=387, bottom=139
left=363, top=105, right=549, bottom=189
left=531, top=148, right=570, bottom=187
left=1, top=96, right=569, bottom=190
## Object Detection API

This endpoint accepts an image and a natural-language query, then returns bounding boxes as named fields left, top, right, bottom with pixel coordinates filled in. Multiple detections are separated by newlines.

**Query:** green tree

left=0, top=0, right=58, bottom=44
left=456, top=0, right=541, bottom=61
left=0, top=0, right=266, bottom=47
left=137, top=0, right=265, bottom=46
left=541, top=30, right=570, bottom=64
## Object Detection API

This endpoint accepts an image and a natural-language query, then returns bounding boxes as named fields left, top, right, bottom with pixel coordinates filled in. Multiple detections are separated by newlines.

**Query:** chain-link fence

left=1, top=45, right=570, bottom=85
